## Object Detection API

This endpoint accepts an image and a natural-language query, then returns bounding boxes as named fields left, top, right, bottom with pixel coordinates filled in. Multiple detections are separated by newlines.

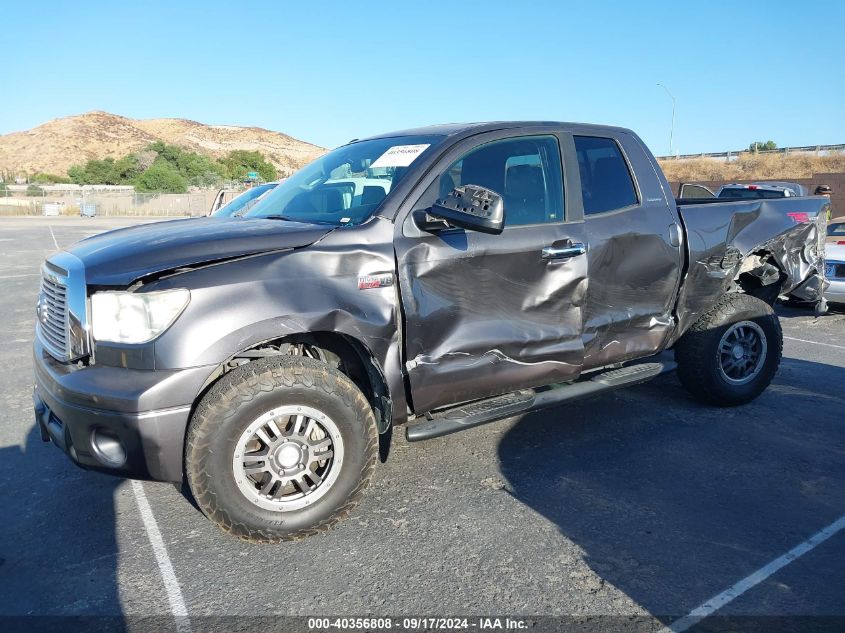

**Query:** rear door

left=570, top=132, right=684, bottom=369
left=394, top=130, right=587, bottom=413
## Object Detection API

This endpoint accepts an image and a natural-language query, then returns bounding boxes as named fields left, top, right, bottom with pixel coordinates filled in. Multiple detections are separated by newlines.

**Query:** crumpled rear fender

left=671, top=197, right=829, bottom=343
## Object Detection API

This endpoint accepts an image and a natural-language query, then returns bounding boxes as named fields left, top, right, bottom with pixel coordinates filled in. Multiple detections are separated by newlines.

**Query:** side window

left=420, top=135, right=564, bottom=226
left=573, top=136, right=638, bottom=215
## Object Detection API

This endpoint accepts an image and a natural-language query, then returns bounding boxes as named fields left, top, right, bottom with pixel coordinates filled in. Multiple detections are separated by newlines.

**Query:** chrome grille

left=39, top=274, right=69, bottom=359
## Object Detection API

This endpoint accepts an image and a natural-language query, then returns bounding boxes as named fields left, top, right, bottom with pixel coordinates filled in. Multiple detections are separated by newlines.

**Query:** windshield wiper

left=261, top=215, right=339, bottom=226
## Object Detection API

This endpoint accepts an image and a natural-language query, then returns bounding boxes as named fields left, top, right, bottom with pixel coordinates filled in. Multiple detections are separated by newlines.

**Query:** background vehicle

left=209, top=182, right=279, bottom=217
left=828, top=220, right=845, bottom=243
left=825, top=222, right=845, bottom=305
left=679, top=181, right=807, bottom=200
left=33, top=122, right=829, bottom=542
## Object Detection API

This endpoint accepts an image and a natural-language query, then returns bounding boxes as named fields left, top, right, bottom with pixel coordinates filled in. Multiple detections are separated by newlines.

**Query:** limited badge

left=358, top=273, right=394, bottom=290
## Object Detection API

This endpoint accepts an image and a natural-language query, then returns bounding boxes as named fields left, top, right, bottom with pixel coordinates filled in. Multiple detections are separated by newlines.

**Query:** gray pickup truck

left=33, top=122, right=829, bottom=541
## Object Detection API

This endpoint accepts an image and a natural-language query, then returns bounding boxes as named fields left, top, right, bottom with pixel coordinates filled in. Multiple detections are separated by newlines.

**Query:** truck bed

left=670, top=195, right=829, bottom=339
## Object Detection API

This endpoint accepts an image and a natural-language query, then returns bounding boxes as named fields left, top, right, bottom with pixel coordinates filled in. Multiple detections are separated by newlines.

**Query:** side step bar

left=405, top=360, right=676, bottom=442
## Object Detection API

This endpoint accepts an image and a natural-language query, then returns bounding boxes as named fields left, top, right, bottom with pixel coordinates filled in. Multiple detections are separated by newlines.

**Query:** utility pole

left=657, top=83, right=676, bottom=156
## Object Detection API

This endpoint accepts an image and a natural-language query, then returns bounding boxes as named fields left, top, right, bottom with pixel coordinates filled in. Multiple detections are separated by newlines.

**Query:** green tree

left=133, top=162, right=188, bottom=193
left=140, top=141, right=225, bottom=187
left=26, top=184, right=45, bottom=196
left=748, top=140, right=777, bottom=152
left=0, top=182, right=9, bottom=198
left=113, top=154, right=144, bottom=182
left=64, top=142, right=265, bottom=191
left=67, top=158, right=120, bottom=184
left=218, top=150, right=278, bottom=182
left=67, top=164, right=86, bottom=184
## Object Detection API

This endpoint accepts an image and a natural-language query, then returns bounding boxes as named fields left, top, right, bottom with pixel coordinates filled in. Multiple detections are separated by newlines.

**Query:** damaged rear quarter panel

left=672, top=197, right=829, bottom=341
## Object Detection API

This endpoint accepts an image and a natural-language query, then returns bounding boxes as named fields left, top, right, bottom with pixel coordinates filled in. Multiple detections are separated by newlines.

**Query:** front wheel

left=675, top=293, right=782, bottom=406
left=185, top=356, right=378, bottom=542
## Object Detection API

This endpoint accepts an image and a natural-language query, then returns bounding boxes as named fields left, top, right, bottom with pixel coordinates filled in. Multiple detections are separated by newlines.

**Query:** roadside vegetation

left=658, top=152, right=845, bottom=182
left=57, top=143, right=278, bottom=193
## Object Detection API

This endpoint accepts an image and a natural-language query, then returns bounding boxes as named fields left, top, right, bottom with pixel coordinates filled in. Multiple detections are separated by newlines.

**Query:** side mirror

left=427, top=185, right=505, bottom=234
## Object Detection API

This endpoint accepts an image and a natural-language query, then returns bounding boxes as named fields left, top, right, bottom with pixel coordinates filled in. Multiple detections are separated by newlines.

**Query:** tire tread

left=675, top=293, right=783, bottom=406
left=185, top=356, right=378, bottom=543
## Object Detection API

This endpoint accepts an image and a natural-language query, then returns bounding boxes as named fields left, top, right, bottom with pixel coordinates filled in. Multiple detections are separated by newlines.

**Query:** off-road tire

left=185, top=356, right=378, bottom=542
left=675, top=293, right=782, bottom=406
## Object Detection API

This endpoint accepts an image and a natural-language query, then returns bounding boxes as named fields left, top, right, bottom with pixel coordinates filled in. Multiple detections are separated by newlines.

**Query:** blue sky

left=3, top=0, right=843, bottom=155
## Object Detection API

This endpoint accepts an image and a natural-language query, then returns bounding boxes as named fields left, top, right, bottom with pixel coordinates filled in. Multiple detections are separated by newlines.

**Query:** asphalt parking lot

left=1, top=217, right=843, bottom=631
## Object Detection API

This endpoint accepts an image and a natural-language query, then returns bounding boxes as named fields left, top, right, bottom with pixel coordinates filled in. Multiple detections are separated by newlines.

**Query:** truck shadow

left=497, top=357, right=845, bottom=621
left=0, top=424, right=126, bottom=631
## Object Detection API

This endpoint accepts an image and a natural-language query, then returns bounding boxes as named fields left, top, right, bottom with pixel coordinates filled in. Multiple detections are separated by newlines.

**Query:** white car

left=826, top=222, right=845, bottom=305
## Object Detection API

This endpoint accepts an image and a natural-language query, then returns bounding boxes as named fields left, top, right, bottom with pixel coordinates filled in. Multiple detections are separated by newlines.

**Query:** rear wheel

left=675, top=293, right=782, bottom=406
left=185, top=356, right=378, bottom=542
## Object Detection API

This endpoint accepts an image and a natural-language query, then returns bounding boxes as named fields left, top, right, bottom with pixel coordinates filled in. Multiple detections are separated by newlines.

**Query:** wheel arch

left=193, top=329, right=394, bottom=435
left=733, top=248, right=787, bottom=306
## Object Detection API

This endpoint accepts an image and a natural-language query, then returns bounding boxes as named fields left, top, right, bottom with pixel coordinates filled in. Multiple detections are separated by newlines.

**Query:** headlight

left=91, top=289, right=190, bottom=344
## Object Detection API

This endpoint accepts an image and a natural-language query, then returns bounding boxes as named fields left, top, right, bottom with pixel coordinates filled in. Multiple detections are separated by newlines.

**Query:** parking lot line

left=784, top=336, right=845, bottom=350
left=131, top=481, right=191, bottom=633
left=660, top=514, right=845, bottom=633
left=47, top=224, right=59, bottom=250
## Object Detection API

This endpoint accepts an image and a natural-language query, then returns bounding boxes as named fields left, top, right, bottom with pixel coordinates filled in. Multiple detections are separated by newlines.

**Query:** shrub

left=26, top=184, right=45, bottom=196
left=32, top=173, right=72, bottom=184
left=64, top=143, right=277, bottom=191
left=67, top=158, right=120, bottom=185
left=218, top=150, right=278, bottom=182
left=133, top=163, right=188, bottom=193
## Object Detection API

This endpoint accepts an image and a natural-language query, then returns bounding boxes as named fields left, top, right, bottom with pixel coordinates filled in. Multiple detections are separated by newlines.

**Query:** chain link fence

left=0, top=187, right=237, bottom=217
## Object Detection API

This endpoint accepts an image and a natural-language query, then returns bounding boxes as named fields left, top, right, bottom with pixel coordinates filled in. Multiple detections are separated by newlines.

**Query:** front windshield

left=244, top=135, right=442, bottom=225
left=214, top=183, right=277, bottom=217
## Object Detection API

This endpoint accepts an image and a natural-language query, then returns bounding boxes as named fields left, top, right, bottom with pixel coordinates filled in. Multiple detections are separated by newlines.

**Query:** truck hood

left=66, top=217, right=334, bottom=286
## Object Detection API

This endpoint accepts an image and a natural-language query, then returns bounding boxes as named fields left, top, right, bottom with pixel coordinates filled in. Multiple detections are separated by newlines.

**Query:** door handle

left=541, top=243, right=586, bottom=260
left=668, top=224, right=682, bottom=248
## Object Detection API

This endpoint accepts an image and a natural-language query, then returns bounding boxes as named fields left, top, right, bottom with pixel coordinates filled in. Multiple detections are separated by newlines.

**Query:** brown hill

left=0, top=111, right=326, bottom=178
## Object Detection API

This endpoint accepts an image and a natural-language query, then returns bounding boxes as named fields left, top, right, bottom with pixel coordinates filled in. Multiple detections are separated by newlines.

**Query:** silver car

left=826, top=222, right=845, bottom=305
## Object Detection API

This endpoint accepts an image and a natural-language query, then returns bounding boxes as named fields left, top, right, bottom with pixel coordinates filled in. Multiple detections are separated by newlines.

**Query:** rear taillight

left=747, top=185, right=759, bottom=190
left=787, top=212, right=810, bottom=223
left=837, top=240, right=845, bottom=245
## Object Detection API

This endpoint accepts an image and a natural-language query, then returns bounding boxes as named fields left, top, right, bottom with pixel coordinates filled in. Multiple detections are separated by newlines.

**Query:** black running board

left=405, top=360, right=676, bottom=442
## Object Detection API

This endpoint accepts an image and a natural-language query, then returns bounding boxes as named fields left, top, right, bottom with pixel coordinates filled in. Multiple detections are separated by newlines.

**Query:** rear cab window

left=718, top=188, right=786, bottom=199
left=573, top=136, right=638, bottom=215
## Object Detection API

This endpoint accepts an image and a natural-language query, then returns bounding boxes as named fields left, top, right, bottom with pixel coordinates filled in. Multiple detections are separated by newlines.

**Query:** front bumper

left=33, top=338, right=216, bottom=482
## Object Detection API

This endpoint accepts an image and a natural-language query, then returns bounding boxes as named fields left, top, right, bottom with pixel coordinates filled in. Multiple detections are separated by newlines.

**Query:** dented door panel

left=573, top=131, right=684, bottom=369
left=581, top=213, right=682, bottom=368
left=397, top=224, right=587, bottom=413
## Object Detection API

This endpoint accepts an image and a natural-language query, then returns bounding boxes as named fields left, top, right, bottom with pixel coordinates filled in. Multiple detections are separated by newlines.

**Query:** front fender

left=144, top=219, right=408, bottom=424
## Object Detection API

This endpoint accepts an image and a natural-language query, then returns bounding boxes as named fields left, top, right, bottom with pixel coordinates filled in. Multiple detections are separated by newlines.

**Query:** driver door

left=394, top=132, right=587, bottom=413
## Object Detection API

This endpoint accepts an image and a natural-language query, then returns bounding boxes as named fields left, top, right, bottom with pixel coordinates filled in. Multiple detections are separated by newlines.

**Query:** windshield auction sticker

left=370, top=144, right=431, bottom=168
